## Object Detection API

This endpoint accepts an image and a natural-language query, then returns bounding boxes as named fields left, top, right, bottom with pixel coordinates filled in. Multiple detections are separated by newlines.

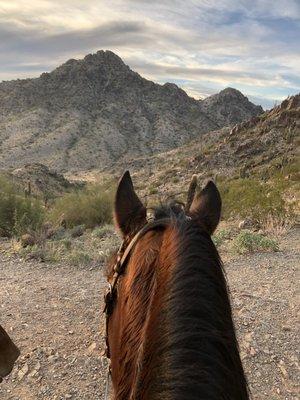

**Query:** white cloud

left=0, top=0, right=299, bottom=106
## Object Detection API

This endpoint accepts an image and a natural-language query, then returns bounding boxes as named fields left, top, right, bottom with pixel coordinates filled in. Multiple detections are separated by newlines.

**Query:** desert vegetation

left=0, top=175, right=44, bottom=237
left=48, top=184, right=113, bottom=229
left=0, top=162, right=297, bottom=267
left=0, top=174, right=117, bottom=264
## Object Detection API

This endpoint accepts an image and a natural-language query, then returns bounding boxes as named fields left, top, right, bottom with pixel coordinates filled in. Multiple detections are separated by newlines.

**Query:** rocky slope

left=102, top=94, right=299, bottom=201
left=1, top=164, right=82, bottom=199
left=0, top=50, right=262, bottom=173
left=199, top=87, right=263, bottom=127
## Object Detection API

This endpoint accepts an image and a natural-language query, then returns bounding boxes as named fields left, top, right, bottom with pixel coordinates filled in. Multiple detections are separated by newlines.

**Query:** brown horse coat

left=106, top=171, right=249, bottom=400
left=0, top=325, right=19, bottom=382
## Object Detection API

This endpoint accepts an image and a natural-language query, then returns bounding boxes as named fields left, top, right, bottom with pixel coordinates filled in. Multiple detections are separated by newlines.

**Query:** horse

left=0, top=324, right=20, bottom=382
left=105, top=171, right=249, bottom=399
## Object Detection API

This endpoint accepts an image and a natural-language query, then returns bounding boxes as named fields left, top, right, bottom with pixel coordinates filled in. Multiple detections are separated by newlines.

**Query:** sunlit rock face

left=0, top=50, right=262, bottom=173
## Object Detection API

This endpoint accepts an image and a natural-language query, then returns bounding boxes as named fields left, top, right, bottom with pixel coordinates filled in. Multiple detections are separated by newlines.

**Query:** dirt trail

left=0, top=230, right=299, bottom=399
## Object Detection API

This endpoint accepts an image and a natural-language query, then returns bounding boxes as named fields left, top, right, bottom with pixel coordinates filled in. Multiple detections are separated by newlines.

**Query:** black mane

left=148, top=207, right=249, bottom=399
left=107, top=200, right=249, bottom=399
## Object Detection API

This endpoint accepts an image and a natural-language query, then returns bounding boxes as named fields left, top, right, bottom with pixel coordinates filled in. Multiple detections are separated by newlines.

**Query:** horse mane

left=107, top=202, right=249, bottom=400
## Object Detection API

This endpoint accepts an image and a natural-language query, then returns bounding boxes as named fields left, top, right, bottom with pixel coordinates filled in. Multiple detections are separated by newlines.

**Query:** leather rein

left=102, top=217, right=172, bottom=361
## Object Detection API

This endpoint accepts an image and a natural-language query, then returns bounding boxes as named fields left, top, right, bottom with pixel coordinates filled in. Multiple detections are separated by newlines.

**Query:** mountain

left=199, top=87, right=263, bottom=127
left=109, top=94, right=299, bottom=199
left=0, top=50, right=262, bottom=173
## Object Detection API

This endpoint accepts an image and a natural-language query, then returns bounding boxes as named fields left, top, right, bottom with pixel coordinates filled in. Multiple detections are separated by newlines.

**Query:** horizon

left=1, top=0, right=300, bottom=109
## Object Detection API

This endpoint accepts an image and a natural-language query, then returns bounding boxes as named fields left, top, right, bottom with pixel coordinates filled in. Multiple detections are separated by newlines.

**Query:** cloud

left=124, top=58, right=297, bottom=88
left=0, top=0, right=299, bottom=107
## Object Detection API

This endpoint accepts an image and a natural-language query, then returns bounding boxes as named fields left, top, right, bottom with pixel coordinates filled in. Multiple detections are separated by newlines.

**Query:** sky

left=0, top=0, right=299, bottom=109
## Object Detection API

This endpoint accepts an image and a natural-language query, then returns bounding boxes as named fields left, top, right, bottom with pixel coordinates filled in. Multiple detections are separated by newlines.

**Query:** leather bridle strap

left=118, top=217, right=171, bottom=274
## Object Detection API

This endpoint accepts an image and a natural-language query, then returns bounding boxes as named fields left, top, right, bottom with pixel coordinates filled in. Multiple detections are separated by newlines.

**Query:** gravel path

left=0, top=229, right=299, bottom=399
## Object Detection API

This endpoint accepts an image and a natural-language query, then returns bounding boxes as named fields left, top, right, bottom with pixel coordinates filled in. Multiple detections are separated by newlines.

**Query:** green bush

left=49, top=184, right=113, bottom=229
left=0, top=176, right=44, bottom=237
left=232, top=230, right=279, bottom=254
left=69, top=251, right=91, bottom=266
left=218, top=178, right=286, bottom=222
left=61, top=238, right=72, bottom=250
left=70, top=224, right=85, bottom=238
left=212, top=228, right=232, bottom=248
left=92, top=224, right=114, bottom=239
left=149, top=187, right=158, bottom=195
left=20, top=243, right=59, bottom=263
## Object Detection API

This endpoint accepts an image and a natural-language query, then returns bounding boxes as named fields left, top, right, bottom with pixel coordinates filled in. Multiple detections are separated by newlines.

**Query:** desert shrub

left=70, top=224, right=85, bottom=238
left=149, top=187, right=158, bottom=195
left=20, top=243, right=59, bottom=263
left=232, top=230, right=279, bottom=254
left=52, top=226, right=67, bottom=240
left=218, top=178, right=286, bottom=222
left=92, top=224, right=115, bottom=239
left=261, top=213, right=294, bottom=238
left=69, top=250, right=91, bottom=266
left=0, top=175, right=45, bottom=237
left=212, top=228, right=232, bottom=248
left=61, top=238, right=72, bottom=250
left=49, top=184, right=113, bottom=229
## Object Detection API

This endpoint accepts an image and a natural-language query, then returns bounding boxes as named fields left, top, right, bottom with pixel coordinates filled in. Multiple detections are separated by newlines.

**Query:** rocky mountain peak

left=0, top=50, right=264, bottom=173
left=199, top=87, right=263, bottom=127
left=48, top=50, right=130, bottom=82
left=218, top=87, right=246, bottom=99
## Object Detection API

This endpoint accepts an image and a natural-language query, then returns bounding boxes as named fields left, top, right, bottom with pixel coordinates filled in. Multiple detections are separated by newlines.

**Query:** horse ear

left=114, top=171, right=147, bottom=237
left=189, top=180, right=221, bottom=235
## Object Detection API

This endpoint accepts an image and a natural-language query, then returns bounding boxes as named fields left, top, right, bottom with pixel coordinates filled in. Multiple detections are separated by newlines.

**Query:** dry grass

left=261, top=213, right=295, bottom=238
left=11, top=225, right=120, bottom=267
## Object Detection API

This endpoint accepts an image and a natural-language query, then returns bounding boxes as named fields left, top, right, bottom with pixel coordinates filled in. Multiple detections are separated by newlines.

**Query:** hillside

left=0, top=164, right=82, bottom=201
left=99, top=94, right=299, bottom=203
left=0, top=50, right=262, bottom=173
left=199, top=87, right=263, bottom=126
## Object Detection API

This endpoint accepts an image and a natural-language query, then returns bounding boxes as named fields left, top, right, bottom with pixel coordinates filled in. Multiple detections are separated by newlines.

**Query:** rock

left=249, top=347, right=257, bottom=356
left=43, top=347, right=55, bottom=356
left=48, top=355, right=59, bottom=363
left=17, top=363, right=29, bottom=380
left=70, top=225, right=85, bottom=238
left=87, top=342, right=97, bottom=355
left=20, top=234, right=35, bottom=247
left=282, top=325, right=291, bottom=331
left=28, top=362, right=41, bottom=378
left=238, top=219, right=256, bottom=230
left=278, top=361, right=288, bottom=378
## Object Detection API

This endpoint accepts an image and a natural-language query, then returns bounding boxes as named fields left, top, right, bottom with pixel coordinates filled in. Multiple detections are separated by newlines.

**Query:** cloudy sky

left=1, top=0, right=299, bottom=108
